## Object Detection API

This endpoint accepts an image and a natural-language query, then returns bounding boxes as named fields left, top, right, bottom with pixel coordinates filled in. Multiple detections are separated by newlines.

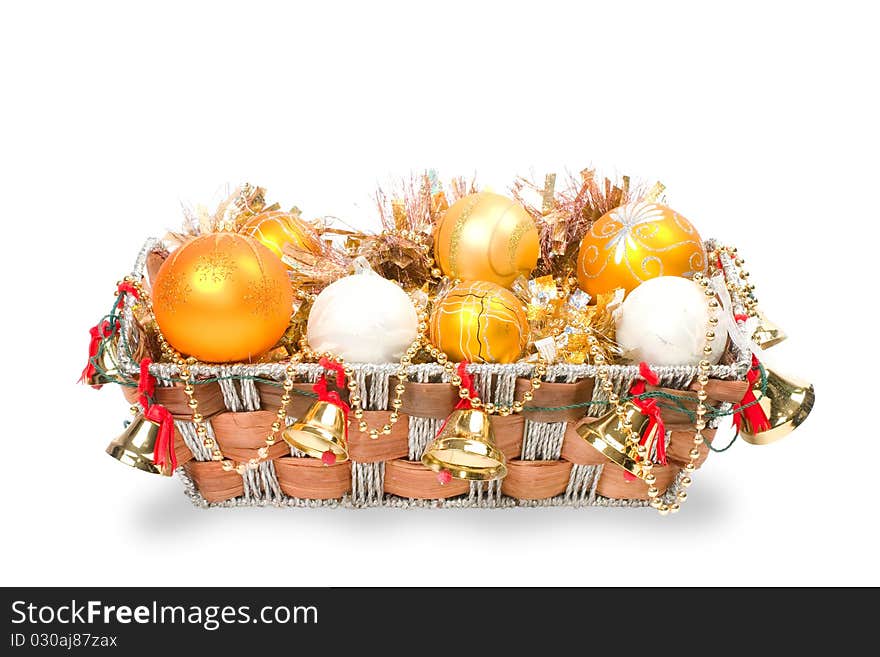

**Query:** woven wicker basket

left=111, top=239, right=751, bottom=509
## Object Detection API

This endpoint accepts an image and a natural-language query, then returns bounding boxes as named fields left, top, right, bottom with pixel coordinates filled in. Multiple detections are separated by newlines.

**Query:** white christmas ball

left=307, top=272, right=418, bottom=363
left=615, top=276, right=726, bottom=366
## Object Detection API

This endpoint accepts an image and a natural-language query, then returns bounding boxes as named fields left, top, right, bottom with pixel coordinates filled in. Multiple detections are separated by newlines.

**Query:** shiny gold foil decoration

left=240, top=209, right=322, bottom=261
left=152, top=233, right=294, bottom=363
left=510, top=274, right=622, bottom=365
left=434, top=192, right=539, bottom=287
left=429, top=281, right=528, bottom=363
left=577, top=201, right=707, bottom=298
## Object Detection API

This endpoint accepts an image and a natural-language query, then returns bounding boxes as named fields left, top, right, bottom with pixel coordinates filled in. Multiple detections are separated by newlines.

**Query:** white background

left=1, top=1, right=877, bottom=586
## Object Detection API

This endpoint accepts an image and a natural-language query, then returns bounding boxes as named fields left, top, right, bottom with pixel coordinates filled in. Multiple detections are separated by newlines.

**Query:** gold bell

left=282, top=401, right=349, bottom=463
left=751, top=312, right=787, bottom=350
left=105, top=412, right=171, bottom=476
left=576, top=403, right=659, bottom=480
left=422, top=408, right=507, bottom=481
left=740, top=368, right=815, bottom=445
left=88, top=338, right=120, bottom=387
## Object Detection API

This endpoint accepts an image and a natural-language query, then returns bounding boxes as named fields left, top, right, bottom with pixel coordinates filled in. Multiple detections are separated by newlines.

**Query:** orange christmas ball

left=576, top=201, right=706, bottom=297
left=152, top=233, right=294, bottom=362
left=239, top=210, right=321, bottom=261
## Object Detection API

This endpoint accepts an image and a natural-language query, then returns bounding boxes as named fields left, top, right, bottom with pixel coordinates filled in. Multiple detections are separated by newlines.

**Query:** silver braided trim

left=468, top=480, right=502, bottom=507
left=242, top=460, right=282, bottom=503
left=564, top=464, right=601, bottom=507
left=521, top=420, right=566, bottom=460
left=176, top=420, right=216, bottom=461
left=408, top=417, right=441, bottom=461
left=350, top=462, right=385, bottom=507
left=217, top=365, right=242, bottom=411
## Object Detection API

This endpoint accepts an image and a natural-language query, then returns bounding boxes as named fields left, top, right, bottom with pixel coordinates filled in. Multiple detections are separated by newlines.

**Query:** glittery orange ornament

left=576, top=201, right=706, bottom=297
left=434, top=192, right=539, bottom=287
left=152, top=233, right=293, bottom=362
left=239, top=210, right=320, bottom=261
left=429, top=281, right=528, bottom=364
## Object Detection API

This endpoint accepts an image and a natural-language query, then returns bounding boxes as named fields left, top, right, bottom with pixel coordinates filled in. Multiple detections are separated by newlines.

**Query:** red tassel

left=145, top=402, right=177, bottom=471
left=437, top=470, right=452, bottom=485
left=116, top=281, right=141, bottom=299
left=629, top=380, right=667, bottom=466
left=318, top=356, right=347, bottom=389
left=137, top=358, right=156, bottom=408
left=79, top=320, right=114, bottom=388
left=734, top=355, right=771, bottom=434
left=638, top=361, right=659, bottom=386
left=435, top=362, right=478, bottom=438
left=321, top=451, right=336, bottom=466
left=312, top=374, right=351, bottom=439
left=133, top=358, right=176, bottom=470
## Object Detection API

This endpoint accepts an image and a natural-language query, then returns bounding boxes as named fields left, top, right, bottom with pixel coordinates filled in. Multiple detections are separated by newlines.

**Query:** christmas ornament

left=422, top=408, right=507, bottom=481
left=307, top=264, right=418, bottom=363
left=577, top=201, right=706, bottom=297
left=739, top=367, right=815, bottom=445
left=240, top=210, right=321, bottom=260
left=433, top=191, right=539, bottom=287
left=283, top=367, right=350, bottom=464
left=152, top=233, right=294, bottom=363
left=576, top=402, right=659, bottom=480
left=750, top=311, right=787, bottom=350
left=105, top=412, right=169, bottom=476
left=429, top=281, right=528, bottom=364
left=615, top=276, right=726, bottom=366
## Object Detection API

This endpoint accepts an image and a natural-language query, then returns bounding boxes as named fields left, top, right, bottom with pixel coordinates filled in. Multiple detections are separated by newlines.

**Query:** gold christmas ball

left=239, top=210, right=320, bottom=261
left=153, top=233, right=294, bottom=362
left=429, top=281, right=528, bottom=363
left=434, top=191, right=539, bottom=287
left=577, top=201, right=706, bottom=297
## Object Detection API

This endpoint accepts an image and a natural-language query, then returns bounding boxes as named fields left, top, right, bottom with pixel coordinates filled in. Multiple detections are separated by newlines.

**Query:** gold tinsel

left=511, top=168, right=663, bottom=281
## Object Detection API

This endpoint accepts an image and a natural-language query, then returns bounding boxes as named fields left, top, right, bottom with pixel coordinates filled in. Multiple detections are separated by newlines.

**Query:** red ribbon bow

left=733, top=355, right=771, bottom=434
left=434, top=361, right=476, bottom=436
left=629, top=379, right=667, bottom=466
left=79, top=320, right=116, bottom=388
left=137, top=358, right=177, bottom=472
left=81, top=281, right=140, bottom=389
left=313, top=358, right=351, bottom=466
left=621, top=363, right=667, bottom=482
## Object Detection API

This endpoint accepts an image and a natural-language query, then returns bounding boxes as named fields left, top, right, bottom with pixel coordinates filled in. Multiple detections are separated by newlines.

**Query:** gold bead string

left=708, top=244, right=758, bottom=318
left=583, top=273, right=718, bottom=516
left=297, top=314, right=429, bottom=440
left=124, top=277, right=299, bottom=475
left=424, top=342, right=549, bottom=416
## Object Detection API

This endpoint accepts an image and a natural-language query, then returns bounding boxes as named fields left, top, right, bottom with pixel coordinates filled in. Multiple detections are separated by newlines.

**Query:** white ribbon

left=710, top=274, right=757, bottom=359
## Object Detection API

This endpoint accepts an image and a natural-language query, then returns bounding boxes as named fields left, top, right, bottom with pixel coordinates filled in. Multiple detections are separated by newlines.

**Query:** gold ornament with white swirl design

left=577, top=201, right=707, bottom=297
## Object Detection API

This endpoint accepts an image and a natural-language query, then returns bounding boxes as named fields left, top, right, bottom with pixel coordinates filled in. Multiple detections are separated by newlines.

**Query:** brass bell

left=751, top=312, right=787, bottom=350
left=422, top=408, right=507, bottom=481
left=87, top=338, right=120, bottom=387
left=105, top=412, right=171, bottom=476
left=740, top=368, right=815, bottom=445
left=282, top=400, right=349, bottom=463
left=576, top=402, right=659, bottom=480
